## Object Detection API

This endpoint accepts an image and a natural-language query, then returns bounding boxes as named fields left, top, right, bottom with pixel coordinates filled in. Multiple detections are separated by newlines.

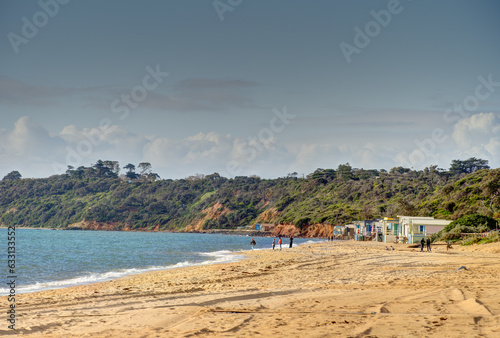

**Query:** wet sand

left=2, top=240, right=500, bottom=337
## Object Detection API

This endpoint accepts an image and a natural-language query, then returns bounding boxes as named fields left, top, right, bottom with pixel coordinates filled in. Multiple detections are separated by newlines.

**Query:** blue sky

left=1, top=0, right=500, bottom=179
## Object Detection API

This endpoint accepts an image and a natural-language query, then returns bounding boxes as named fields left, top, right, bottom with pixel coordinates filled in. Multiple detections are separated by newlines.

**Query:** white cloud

left=143, top=132, right=234, bottom=174
left=143, top=132, right=294, bottom=178
left=484, top=139, right=500, bottom=158
left=0, top=117, right=66, bottom=178
left=451, top=112, right=500, bottom=167
left=290, top=144, right=340, bottom=171
left=452, top=112, right=500, bottom=148
left=0, top=116, right=64, bottom=157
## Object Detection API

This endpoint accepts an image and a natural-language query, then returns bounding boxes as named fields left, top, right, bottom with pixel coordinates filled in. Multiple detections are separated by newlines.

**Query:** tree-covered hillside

left=1, top=158, right=499, bottom=231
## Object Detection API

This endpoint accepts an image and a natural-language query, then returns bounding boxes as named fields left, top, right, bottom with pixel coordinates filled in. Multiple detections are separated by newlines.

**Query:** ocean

left=1, top=228, right=320, bottom=295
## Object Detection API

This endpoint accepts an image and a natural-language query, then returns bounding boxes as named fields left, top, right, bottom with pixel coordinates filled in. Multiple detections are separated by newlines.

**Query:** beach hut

left=353, top=220, right=375, bottom=241
left=381, top=218, right=399, bottom=243
left=372, top=220, right=385, bottom=242
left=397, top=216, right=452, bottom=243
left=344, top=223, right=356, bottom=239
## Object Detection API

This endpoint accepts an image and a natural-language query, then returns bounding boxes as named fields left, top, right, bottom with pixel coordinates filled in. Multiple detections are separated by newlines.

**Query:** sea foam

left=0, top=250, right=245, bottom=295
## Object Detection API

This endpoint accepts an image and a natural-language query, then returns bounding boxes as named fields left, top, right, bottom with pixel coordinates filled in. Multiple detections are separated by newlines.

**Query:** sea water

left=0, top=228, right=320, bottom=295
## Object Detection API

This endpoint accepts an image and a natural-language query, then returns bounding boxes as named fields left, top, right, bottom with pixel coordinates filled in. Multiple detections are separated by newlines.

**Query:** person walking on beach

left=426, top=238, right=431, bottom=252
left=289, top=236, right=294, bottom=248
left=278, top=236, right=282, bottom=251
left=420, top=238, right=425, bottom=252
left=272, top=238, right=276, bottom=250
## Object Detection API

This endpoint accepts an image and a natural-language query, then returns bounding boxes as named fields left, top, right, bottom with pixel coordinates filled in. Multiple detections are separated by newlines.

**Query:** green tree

left=93, top=160, right=106, bottom=177
left=145, top=173, right=160, bottom=181
left=310, top=168, right=336, bottom=184
left=389, top=166, right=411, bottom=175
left=123, top=163, right=139, bottom=180
left=103, top=160, right=120, bottom=176
left=3, top=171, right=22, bottom=180
left=138, top=162, right=152, bottom=177
left=66, top=165, right=75, bottom=176
left=337, top=163, right=353, bottom=180
left=92, top=160, right=119, bottom=178
left=449, top=157, right=489, bottom=175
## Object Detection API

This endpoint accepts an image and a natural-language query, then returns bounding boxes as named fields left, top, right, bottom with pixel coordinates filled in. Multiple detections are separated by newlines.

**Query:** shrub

left=462, top=236, right=481, bottom=246
left=440, top=224, right=488, bottom=241
left=444, top=214, right=497, bottom=232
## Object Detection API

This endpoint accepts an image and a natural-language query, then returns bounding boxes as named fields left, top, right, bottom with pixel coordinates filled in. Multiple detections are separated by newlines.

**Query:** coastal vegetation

left=1, top=158, right=499, bottom=233
left=435, top=214, right=499, bottom=243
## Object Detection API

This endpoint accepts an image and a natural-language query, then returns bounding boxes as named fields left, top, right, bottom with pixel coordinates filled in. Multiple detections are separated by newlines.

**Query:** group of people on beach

left=420, top=237, right=432, bottom=252
left=272, top=235, right=293, bottom=250
left=251, top=235, right=293, bottom=251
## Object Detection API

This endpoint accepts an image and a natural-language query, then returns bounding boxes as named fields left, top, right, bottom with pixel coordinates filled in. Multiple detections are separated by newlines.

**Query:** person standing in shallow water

left=272, top=238, right=276, bottom=250
left=289, top=236, right=293, bottom=248
left=278, top=236, right=282, bottom=250
left=250, top=238, right=256, bottom=249
left=426, top=238, right=431, bottom=252
left=420, top=238, right=425, bottom=252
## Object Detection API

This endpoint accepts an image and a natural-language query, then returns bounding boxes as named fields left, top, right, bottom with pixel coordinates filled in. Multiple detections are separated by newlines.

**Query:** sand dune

left=2, top=241, right=500, bottom=337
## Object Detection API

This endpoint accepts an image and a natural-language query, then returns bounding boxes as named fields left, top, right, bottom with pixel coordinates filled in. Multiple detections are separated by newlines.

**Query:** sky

left=1, top=0, right=500, bottom=179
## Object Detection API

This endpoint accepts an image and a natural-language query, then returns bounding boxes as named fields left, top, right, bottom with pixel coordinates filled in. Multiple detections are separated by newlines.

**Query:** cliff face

left=255, top=207, right=280, bottom=224
left=302, top=224, right=335, bottom=237
left=272, top=223, right=334, bottom=238
left=271, top=224, right=298, bottom=237
left=185, top=202, right=232, bottom=232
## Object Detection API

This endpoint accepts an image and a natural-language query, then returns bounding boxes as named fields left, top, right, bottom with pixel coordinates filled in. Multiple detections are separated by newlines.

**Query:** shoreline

left=1, top=232, right=321, bottom=297
left=2, top=240, right=500, bottom=337
left=1, top=250, right=248, bottom=297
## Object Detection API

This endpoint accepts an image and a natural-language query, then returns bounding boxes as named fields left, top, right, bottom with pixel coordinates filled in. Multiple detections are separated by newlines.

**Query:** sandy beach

left=2, top=240, right=500, bottom=337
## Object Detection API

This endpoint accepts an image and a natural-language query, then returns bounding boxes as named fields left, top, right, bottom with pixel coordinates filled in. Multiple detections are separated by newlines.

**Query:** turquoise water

left=1, top=228, right=320, bottom=295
